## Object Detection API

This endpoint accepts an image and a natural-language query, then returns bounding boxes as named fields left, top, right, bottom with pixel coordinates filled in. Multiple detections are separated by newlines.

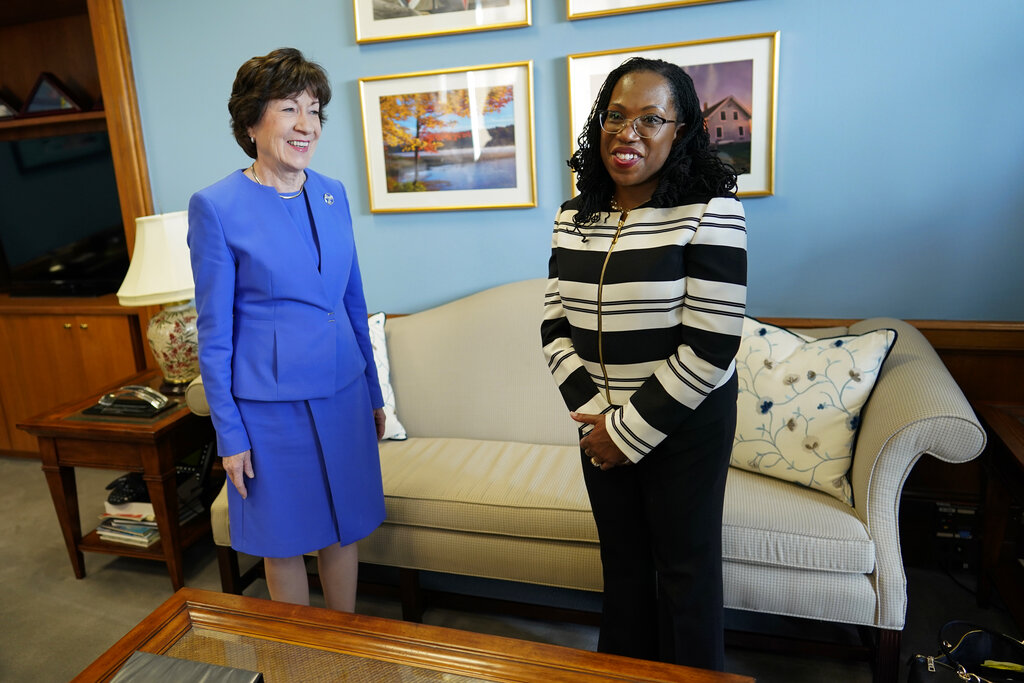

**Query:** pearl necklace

left=250, top=164, right=304, bottom=199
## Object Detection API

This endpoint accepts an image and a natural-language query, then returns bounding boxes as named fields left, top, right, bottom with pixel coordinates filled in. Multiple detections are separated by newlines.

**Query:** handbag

left=909, top=621, right=1024, bottom=683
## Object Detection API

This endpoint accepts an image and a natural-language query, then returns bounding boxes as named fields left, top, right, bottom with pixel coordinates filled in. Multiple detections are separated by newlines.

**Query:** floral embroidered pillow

left=368, top=312, right=407, bottom=440
left=731, top=317, right=897, bottom=505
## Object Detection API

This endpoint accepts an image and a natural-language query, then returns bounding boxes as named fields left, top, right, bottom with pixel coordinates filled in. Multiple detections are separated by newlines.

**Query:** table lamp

left=116, top=211, right=199, bottom=394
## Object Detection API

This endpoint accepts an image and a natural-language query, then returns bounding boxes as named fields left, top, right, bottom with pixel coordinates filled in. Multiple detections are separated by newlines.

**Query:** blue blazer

left=188, top=169, right=383, bottom=459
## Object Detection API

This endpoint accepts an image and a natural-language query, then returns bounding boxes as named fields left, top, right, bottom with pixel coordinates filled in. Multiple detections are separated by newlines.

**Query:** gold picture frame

left=568, top=32, right=779, bottom=197
left=359, top=61, right=537, bottom=213
left=568, top=0, right=737, bottom=20
left=354, top=0, right=531, bottom=44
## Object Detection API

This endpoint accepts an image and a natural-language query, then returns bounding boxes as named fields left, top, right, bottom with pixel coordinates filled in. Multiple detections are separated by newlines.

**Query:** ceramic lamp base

left=148, top=300, right=200, bottom=389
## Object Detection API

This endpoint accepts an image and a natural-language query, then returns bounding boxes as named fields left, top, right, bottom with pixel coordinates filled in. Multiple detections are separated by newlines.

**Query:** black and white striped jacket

left=541, top=194, right=747, bottom=462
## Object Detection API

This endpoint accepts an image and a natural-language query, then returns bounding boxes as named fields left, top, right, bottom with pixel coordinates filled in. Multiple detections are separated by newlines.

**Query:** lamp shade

left=116, top=211, right=194, bottom=306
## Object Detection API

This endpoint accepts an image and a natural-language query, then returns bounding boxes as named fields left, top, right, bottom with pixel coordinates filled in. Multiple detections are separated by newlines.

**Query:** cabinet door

left=69, top=315, right=140, bottom=396
left=0, top=313, right=140, bottom=454
left=0, top=314, right=72, bottom=453
left=0, top=392, right=11, bottom=451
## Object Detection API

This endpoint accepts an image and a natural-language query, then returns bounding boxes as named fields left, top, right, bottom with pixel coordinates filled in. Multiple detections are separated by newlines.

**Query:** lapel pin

left=323, top=193, right=334, bottom=205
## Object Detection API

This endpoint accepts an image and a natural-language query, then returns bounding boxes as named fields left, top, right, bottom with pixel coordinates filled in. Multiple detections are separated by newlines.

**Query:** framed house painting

left=359, top=61, right=536, bottom=212
left=568, top=32, right=779, bottom=197
left=354, top=0, right=531, bottom=43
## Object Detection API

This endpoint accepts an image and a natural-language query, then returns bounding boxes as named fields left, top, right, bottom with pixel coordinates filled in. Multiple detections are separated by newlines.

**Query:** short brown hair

left=228, top=48, right=332, bottom=159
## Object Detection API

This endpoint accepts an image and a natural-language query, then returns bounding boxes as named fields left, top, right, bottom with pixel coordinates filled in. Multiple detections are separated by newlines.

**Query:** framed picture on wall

left=354, top=0, right=531, bottom=44
left=568, top=0, right=737, bottom=20
left=359, top=61, right=537, bottom=212
left=568, top=32, right=779, bottom=197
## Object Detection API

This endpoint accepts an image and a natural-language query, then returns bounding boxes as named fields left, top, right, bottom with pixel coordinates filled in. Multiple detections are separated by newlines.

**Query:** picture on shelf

left=0, top=94, right=18, bottom=119
left=12, top=131, right=110, bottom=172
left=20, top=73, right=85, bottom=117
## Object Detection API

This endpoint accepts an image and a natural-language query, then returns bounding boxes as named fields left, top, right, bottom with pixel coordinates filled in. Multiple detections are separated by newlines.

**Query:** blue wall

left=122, top=0, right=1024, bottom=320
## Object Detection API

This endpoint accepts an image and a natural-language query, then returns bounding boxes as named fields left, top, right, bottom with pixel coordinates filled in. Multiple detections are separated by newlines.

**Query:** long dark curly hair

left=567, top=57, right=737, bottom=228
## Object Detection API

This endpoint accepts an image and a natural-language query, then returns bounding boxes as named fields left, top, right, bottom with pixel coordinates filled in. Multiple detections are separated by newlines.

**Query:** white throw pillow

left=367, top=312, right=407, bottom=440
left=731, top=317, right=896, bottom=505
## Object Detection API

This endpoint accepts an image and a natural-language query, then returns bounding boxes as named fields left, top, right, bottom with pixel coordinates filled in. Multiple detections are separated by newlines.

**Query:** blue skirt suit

left=188, top=169, right=385, bottom=558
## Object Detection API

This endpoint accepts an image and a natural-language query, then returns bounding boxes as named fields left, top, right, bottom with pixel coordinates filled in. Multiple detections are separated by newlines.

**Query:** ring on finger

left=590, top=456, right=600, bottom=467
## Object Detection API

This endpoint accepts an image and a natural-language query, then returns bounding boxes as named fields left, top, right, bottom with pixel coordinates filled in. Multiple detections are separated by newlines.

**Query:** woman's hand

left=572, top=412, right=631, bottom=470
left=223, top=450, right=255, bottom=499
left=373, top=408, right=386, bottom=441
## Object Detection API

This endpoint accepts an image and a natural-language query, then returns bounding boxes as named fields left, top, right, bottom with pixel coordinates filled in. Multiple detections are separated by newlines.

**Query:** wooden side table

left=18, top=369, right=215, bottom=591
left=975, top=401, right=1024, bottom=628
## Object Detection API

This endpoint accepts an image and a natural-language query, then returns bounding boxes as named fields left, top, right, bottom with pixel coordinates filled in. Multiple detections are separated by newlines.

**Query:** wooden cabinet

left=0, top=0, right=154, bottom=457
left=1, top=0, right=152, bottom=251
left=0, top=295, right=146, bottom=455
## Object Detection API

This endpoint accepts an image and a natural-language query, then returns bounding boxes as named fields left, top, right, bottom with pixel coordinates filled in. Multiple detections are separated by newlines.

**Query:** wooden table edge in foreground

left=73, top=588, right=755, bottom=682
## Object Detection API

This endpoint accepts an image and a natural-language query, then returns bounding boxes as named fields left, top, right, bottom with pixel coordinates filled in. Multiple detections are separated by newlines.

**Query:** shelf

left=0, top=293, right=128, bottom=316
left=0, top=110, right=106, bottom=142
left=79, top=513, right=212, bottom=560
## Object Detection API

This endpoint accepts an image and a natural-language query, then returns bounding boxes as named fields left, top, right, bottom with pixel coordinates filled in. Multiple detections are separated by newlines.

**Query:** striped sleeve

left=540, top=210, right=612, bottom=423
left=605, top=197, right=747, bottom=461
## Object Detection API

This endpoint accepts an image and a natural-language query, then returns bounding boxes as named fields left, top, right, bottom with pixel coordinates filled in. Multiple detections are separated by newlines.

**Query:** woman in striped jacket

left=541, top=57, right=747, bottom=671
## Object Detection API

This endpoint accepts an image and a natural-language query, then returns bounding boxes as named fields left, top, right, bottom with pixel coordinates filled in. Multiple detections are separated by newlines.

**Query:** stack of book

left=96, top=476, right=204, bottom=547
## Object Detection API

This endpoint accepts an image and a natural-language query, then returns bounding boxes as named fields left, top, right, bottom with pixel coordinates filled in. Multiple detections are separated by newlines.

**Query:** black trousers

left=581, top=373, right=737, bottom=671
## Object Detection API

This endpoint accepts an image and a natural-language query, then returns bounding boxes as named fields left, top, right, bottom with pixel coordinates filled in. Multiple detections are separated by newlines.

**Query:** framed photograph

left=359, top=61, right=536, bottom=213
left=568, top=32, right=779, bottom=197
left=354, top=0, right=531, bottom=44
left=0, top=93, right=18, bottom=119
left=568, top=0, right=736, bottom=20
left=19, top=73, right=85, bottom=117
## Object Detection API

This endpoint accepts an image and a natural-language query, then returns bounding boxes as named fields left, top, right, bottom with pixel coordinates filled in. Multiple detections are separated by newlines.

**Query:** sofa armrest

left=846, top=317, right=985, bottom=627
left=184, top=376, right=209, bottom=417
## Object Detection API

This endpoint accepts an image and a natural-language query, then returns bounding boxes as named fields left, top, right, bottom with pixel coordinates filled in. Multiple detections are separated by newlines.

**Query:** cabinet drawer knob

left=80, top=323, right=89, bottom=330
left=63, top=323, right=72, bottom=330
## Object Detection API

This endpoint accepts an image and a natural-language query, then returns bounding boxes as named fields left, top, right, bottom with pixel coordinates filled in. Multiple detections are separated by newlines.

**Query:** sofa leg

left=872, top=628, right=901, bottom=683
left=217, top=546, right=244, bottom=594
left=399, top=568, right=425, bottom=623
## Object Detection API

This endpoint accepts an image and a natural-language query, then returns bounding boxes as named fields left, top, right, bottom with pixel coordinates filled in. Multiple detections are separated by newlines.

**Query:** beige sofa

left=188, top=278, right=984, bottom=683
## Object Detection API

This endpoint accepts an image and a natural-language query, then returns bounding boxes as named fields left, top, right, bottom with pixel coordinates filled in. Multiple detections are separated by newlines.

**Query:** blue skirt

left=227, top=377, right=385, bottom=558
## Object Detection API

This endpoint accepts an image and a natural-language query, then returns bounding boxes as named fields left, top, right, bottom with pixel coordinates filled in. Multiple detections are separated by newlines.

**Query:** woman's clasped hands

left=572, top=411, right=632, bottom=470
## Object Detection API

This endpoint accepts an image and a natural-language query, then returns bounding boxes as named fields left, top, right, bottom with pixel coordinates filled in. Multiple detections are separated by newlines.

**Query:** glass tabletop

left=167, top=627, right=491, bottom=683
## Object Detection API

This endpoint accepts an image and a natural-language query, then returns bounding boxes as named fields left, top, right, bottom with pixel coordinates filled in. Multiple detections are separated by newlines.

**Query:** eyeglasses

left=598, top=110, right=678, bottom=138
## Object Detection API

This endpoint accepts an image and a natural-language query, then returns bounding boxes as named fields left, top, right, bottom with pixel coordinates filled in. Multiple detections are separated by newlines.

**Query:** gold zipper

left=596, top=209, right=627, bottom=405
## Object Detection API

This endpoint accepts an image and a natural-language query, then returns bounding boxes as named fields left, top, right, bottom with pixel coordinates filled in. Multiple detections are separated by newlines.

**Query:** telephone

left=85, top=384, right=173, bottom=418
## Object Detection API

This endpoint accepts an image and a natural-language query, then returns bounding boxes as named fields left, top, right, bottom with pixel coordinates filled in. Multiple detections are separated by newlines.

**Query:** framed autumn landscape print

left=568, top=33, right=778, bottom=197
left=359, top=61, right=536, bottom=212
left=354, top=0, right=531, bottom=44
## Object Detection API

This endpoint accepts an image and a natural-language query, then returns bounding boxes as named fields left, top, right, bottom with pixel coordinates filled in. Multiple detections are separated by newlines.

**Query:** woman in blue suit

left=188, top=48, right=386, bottom=611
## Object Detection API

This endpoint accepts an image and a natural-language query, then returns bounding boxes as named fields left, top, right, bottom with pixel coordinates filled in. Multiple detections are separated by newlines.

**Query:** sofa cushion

left=723, top=468, right=875, bottom=574
left=731, top=317, right=897, bottom=504
left=367, top=312, right=407, bottom=440
left=375, top=436, right=874, bottom=575
left=377, top=437, right=595, bottom=542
